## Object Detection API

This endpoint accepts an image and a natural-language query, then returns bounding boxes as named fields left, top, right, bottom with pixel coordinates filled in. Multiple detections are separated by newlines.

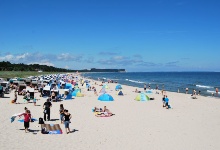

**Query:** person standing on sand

left=186, top=88, right=188, bottom=94
left=144, top=84, right=147, bottom=91
left=14, top=91, right=17, bottom=103
left=43, top=99, right=52, bottom=121
left=162, top=95, right=166, bottom=107
left=156, top=85, right=158, bottom=90
left=216, top=88, right=219, bottom=96
left=59, top=104, right=65, bottom=124
left=62, top=109, right=72, bottom=134
left=18, top=109, right=32, bottom=133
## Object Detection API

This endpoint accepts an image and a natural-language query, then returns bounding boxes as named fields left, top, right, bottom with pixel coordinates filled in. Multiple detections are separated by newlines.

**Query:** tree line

left=0, top=61, right=74, bottom=72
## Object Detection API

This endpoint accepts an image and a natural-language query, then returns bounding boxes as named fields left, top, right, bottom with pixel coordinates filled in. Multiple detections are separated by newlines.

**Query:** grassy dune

left=0, top=71, right=63, bottom=79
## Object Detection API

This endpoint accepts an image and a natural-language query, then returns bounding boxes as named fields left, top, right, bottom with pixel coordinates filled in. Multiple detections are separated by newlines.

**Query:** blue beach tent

left=98, top=94, right=114, bottom=101
left=65, top=83, right=72, bottom=90
left=115, top=84, right=122, bottom=91
left=72, top=89, right=80, bottom=96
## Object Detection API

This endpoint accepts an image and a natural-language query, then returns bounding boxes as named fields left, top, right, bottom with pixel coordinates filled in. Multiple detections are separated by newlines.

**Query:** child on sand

left=18, top=109, right=32, bottom=133
left=13, top=91, right=17, bottom=104
left=33, top=97, right=37, bottom=106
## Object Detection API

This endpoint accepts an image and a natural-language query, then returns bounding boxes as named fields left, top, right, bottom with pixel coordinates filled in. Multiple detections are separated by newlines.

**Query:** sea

left=82, top=72, right=220, bottom=97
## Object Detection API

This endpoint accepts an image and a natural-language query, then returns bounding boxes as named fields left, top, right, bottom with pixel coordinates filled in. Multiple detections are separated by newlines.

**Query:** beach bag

left=39, top=117, right=44, bottom=124
left=41, top=127, right=49, bottom=134
left=43, top=109, right=47, bottom=114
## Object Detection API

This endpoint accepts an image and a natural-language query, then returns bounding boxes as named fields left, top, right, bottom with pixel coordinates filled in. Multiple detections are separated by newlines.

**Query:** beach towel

left=41, top=124, right=62, bottom=134
left=10, top=112, right=24, bottom=123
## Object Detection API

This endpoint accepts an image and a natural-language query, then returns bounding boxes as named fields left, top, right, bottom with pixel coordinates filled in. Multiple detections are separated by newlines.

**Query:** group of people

left=162, top=95, right=170, bottom=109
left=59, top=104, right=72, bottom=134
left=93, top=106, right=114, bottom=117
left=18, top=100, right=72, bottom=134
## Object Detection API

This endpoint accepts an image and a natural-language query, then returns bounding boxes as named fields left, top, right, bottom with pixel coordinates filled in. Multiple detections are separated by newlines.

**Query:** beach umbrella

left=98, top=93, right=114, bottom=101
left=115, top=84, right=122, bottom=91
left=65, top=83, right=72, bottom=90
left=135, top=93, right=150, bottom=101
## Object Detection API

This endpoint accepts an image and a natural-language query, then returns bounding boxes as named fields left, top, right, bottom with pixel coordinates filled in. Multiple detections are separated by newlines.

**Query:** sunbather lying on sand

left=93, top=106, right=114, bottom=117
left=133, top=88, right=141, bottom=93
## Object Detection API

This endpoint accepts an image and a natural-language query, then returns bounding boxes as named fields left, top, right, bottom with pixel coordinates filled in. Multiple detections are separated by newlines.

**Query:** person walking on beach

left=216, top=88, right=219, bottom=96
left=62, top=109, right=72, bottom=134
left=92, top=86, right=98, bottom=96
left=162, top=95, right=166, bottom=107
left=198, top=90, right=201, bottom=95
left=18, top=109, right=32, bottom=133
left=156, top=85, right=158, bottom=90
left=144, top=84, right=147, bottom=91
left=59, top=104, right=65, bottom=124
left=185, top=88, right=188, bottom=94
left=14, top=91, right=17, bottom=103
left=43, top=99, right=52, bottom=121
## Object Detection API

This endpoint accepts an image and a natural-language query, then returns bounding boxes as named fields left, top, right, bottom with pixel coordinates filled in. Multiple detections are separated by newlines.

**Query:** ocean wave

left=126, top=79, right=145, bottom=84
left=207, top=90, right=216, bottom=93
left=196, top=85, right=213, bottom=89
left=108, top=79, right=119, bottom=80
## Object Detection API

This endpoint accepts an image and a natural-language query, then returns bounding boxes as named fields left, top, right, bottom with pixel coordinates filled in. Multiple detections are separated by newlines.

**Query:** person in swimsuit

left=185, top=88, right=188, bottom=94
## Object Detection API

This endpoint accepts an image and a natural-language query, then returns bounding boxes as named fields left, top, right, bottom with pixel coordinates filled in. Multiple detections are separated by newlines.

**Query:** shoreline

left=82, top=72, right=220, bottom=99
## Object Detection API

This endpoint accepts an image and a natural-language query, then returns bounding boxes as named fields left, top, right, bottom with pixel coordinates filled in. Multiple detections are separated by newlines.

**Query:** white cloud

left=0, top=54, right=14, bottom=61
left=57, top=53, right=83, bottom=61
left=16, top=53, right=29, bottom=59
left=113, top=56, right=124, bottom=60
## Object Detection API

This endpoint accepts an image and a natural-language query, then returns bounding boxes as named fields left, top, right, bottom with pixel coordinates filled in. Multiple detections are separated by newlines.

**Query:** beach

left=1, top=77, right=220, bottom=150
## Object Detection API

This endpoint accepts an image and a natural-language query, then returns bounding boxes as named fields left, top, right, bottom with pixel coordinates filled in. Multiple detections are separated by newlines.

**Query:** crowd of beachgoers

left=1, top=72, right=220, bottom=150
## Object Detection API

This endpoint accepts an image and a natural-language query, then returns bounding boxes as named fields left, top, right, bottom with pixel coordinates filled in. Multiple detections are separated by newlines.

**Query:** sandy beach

left=1, top=77, right=220, bottom=150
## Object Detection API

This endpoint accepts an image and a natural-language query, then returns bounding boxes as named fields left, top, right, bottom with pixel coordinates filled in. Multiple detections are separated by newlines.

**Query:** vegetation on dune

left=0, top=61, right=73, bottom=72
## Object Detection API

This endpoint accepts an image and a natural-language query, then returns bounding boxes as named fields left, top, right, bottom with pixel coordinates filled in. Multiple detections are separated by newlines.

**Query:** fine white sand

left=1, top=77, right=220, bottom=150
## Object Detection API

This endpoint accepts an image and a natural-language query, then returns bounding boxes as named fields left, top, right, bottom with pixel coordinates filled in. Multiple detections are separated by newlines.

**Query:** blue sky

left=0, top=0, right=220, bottom=72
